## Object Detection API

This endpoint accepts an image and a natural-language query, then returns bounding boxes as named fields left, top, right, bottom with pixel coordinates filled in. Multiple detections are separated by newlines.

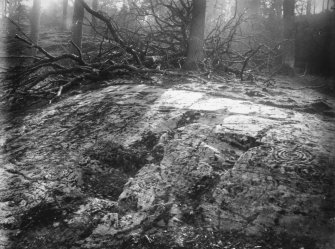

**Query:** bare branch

left=78, top=0, right=142, bottom=65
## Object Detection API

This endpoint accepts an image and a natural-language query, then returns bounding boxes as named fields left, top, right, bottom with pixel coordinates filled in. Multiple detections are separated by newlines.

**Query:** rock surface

left=0, top=75, right=335, bottom=248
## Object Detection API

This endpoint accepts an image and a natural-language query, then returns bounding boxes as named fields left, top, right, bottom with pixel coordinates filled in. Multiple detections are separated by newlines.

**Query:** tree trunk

left=236, top=0, right=261, bottom=15
left=273, top=0, right=283, bottom=17
left=71, top=0, right=85, bottom=55
left=184, top=0, right=206, bottom=70
left=247, top=0, right=261, bottom=16
left=1, top=0, right=6, bottom=18
left=30, top=0, right=41, bottom=55
left=62, top=0, right=68, bottom=31
left=91, top=0, right=98, bottom=32
left=306, top=0, right=311, bottom=15
left=330, top=6, right=335, bottom=80
left=282, top=0, right=295, bottom=72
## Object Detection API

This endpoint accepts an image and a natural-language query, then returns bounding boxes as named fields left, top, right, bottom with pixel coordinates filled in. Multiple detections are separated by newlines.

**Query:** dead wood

left=78, top=0, right=143, bottom=66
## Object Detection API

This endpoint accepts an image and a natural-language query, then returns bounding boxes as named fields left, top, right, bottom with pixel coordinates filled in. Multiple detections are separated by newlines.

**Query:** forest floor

left=0, top=70, right=335, bottom=249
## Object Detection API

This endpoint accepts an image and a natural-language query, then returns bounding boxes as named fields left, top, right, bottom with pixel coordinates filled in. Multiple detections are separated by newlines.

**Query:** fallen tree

left=4, top=0, right=283, bottom=104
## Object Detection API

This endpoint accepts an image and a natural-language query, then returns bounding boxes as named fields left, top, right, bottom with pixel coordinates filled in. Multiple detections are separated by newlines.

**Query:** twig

left=69, top=40, right=85, bottom=64
left=240, top=45, right=262, bottom=80
left=15, top=34, right=54, bottom=59
left=23, top=67, right=93, bottom=91
left=6, top=17, right=32, bottom=43
left=78, top=0, right=143, bottom=66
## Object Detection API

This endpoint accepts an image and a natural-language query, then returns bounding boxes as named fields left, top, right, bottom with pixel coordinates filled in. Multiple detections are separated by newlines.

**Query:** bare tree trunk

left=184, top=0, right=206, bottom=70
left=306, top=0, right=312, bottom=15
left=282, top=0, right=295, bottom=73
left=323, top=0, right=325, bottom=12
left=327, top=0, right=330, bottom=10
left=248, top=0, right=261, bottom=16
left=1, top=0, right=6, bottom=18
left=273, top=0, right=283, bottom=17
left=236, top=0, right=261, bottom=15
left=30, top=0, right=41, bottom=55
left=71, top=0, right=85, bottom=55
left=62, top=0, right=68, bottom=31
left=236, top=0, right=244, bottom=13
left=330, top=8, right=335, bottom=80
left=91, top=0, right=98, bottom=32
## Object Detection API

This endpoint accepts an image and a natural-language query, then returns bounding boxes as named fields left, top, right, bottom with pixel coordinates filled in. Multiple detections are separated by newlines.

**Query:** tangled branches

left=5, top=0, right=284, bottom=104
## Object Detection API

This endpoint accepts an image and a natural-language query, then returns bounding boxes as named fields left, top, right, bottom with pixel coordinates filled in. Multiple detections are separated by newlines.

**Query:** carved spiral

left=272, top=146, right=314, bottom=164
left=268, top=144, right=320, bottom=180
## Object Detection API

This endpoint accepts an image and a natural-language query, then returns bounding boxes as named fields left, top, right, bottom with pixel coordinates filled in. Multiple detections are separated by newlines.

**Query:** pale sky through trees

left=16, top=0, right=333, bottom=16
left=24, top=0, right=72, bottom=10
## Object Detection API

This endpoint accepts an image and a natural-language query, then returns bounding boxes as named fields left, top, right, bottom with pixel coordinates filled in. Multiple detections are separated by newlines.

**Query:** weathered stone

left=1, top=75, right=335, bottom=248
